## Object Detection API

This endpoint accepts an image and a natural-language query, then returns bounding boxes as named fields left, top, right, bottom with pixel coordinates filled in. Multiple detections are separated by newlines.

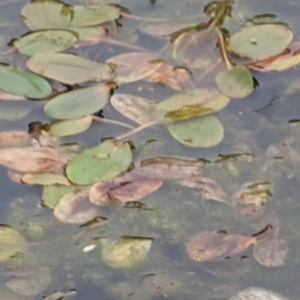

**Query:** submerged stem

left=92, top=116, right=134, bottom=129
left=217, top=29, right=232, bottom=71
left=116, top=120, right=158, bottom=140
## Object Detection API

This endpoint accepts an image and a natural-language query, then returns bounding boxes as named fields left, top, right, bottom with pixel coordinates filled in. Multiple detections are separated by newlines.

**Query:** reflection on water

left=1, top=0, right=300, bottom=299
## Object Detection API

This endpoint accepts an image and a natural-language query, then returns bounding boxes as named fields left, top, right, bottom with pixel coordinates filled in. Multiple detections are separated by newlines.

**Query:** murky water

left=1, top=0, right=300, bottom=299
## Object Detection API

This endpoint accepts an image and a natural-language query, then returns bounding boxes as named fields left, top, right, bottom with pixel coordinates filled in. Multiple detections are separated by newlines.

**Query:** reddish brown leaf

left=0, top=131, right=29, bottom=147
left=89, top=173, right=163, bottom=205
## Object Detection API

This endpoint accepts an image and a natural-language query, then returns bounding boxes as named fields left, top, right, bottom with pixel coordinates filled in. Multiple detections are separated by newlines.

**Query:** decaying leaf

left=101, top=236, right=152, bottom=268
left=0, top=131, right=29, bottom=147
left=44, top=289, right=77, bottom=300
left=175, top=176, right=228, bottom=204
left=0, top=147, right=69, bottom=173
left=107, top=52, right=164, bottom=84
left=186, top=231, right=256, bottom=262
left=228, top=287, right=291, bottom=300
left=21, top=173, right=70, bottom=186
left=0, top=91, right=25, bottom=101
left=54, top=189, right=99, bottom=224
left=89, top=173, right=163, bottom=205
left=133, top=156, right=204, bottom=179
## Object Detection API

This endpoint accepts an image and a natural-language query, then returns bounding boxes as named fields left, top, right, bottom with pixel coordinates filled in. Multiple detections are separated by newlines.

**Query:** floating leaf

left=101, top=236, right=152, bottom=268
left=215, top=65, right=254, bottom=98
left=42, top=185, right=80, bottom=209
left=0, top=225, right=29, bottom=261
left=228, top=24, right=293, bottom=60
left=186, top=231, right=255, bottom=262
left=248, top=42, right=300, bottom=72
left=44, top=84, right=110, bottom=119
left=172, top=27, right=219, bottom=69
left=21, top=173, right=70, bottom=186
left=0, top=147, right=69, bottom=173
left=228, top=287, right=291, bottom=300
left=154, top=88, right=230, bottom=123
left=133, top=156, right=204, bottom=180
left=21, top=0, right=73, bottom=30
left=27, top=53, right=113, bottom=85
left=145, top=64, right=193, bottom=90
left=111, top=94, right=153, bottom=124
left=168, top=115, right=224, bottom=147
left=70, top=26, right=106, bottom=41
left=54, top=189, right=99, bottom=224
left=66, top=139, right=132, bottom=185
left=89, top=173, right=163, bottom=205
left=0, top=102, right=31, bottom=120
left=253, top=236, right=289, bottom=267
left=12, top=29, right=77, bottom=56
left=70, top=4, right=120, bottom=27
left=50, top=116, right=93, bottom=137
left=6, top=267, right=51, bottom=296
left=107, top=52, right=164, bottom=84
left=175, top=176, right=228, bottom=203
left=0, top=91, right=25, bottom=101
left=0, top=63, right=52, bottom=99
left=0, top=131, right=29, bottom=147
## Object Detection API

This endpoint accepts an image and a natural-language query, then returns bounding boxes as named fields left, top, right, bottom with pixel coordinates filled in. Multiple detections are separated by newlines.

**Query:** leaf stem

left=116, top=120, right=158, bottom=140
left=217, top=29, right=232, bottom=71
left=92, top=116, right=134, bottom=129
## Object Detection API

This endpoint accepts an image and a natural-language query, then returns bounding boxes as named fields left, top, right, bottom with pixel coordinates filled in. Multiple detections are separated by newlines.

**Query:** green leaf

left=50, top=115, right=93, bottom=136
left=0, top=63, right=52, bottom=99
left=27, top=53, right=113, bottom=84
left=0, top=102, right=31, bottom=120
left=153, top=88, right=230, bottom=123
left=21, top=0, right=74, bottom=30
left=21, top=173, right=70, bottom=185
left=44, top=84, right=110, bottom=119
left=215, top=65, right=253, bottom=98
left=70, top=4, right=120, bottom=27
left=228, top=24, right=293, bottom=60
left=111, top=94, right=153, bottom=124
left=42, top=185, right=80, bottom=209
left=168, top=115, right=224, bottom=148
left=66, top=139, right=132, bottom=185
left=12, top=29, right=77, bottom=56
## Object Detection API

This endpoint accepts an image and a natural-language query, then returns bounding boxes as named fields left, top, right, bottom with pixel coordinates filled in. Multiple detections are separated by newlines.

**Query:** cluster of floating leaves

left=0, top=0, right=298, bottom=297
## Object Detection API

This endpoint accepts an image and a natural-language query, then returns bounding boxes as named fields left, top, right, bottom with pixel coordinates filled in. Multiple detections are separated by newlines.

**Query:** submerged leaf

left=54, top=189, right=99, bottom=224
left=70, top=4, right=120, bottom=27
left=66, top=139, right=132, bottom=185
left=168, top=115, right=224, bottom=147
left=71, top=26, right=107, bottom=41
left=21, top=0, right=73, bottom=30
left=27, top=53, right=113, bottom=85
left=21, top=173, right=70, bottom=186
left=107, top=52, right=164, bottom=84
left=228, top=287, right=291, bottom=300
left=50, top=116, right=93, bottom=137
left=228, top=24, right=293, bottom=60
left=215, top=65, right=254, bottom=98
left=0, top=63, right=52, bottom=99
left=0, top=102, right=31, bottom=120
left=89, top=173, right=163, bottom=205
left=0, top=147, right=69, bottom=173
left=12, top=29, right=77, bottom=56
left=101, top=236, right=152, bottom=268
left=133, top=156, right=204, bottom=180
left=44, top=84, right=110, bottom=119
left=111, top=94, right=153, bottom=124
left=154, top=88, right=230, bottom=123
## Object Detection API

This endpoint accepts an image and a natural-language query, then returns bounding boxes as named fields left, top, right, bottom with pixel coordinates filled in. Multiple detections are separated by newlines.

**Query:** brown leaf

left=253, top=236, right=289, bottom=267
left=89, top=173, right=163, bottom=205
left=175, top=176, right=228, bottom=204
left=186, top=231, right=256, bottom=262
left=133, top=156, right=204, bottom=180
left=145, top=65, right=193, bottom=90
left=0, top=147, right=69, bottom=173
left=0, top=131, right=29, bottom=147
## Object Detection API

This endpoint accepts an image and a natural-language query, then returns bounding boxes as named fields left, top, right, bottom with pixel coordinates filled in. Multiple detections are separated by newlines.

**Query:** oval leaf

left=228, top=24, right=293, bottom=60
left=0, top=131, right=29, bottom=147
left=154, top=88, right=230, bottom=123
left=13, top=29, right=77, bottom=56
left=168, top=115, right=224, bottom=148
left=50, top=115, right=93, bottom=137
left=228, top=287, right=291, bottom=300
left=27, top=53, right=113, bottom=85
left=215, top=65, right=254, bottom=98
left=21, top=173, right=70, bottom=186
left=21, top=0, right=73, bottom=30
left=0, top=63, right=52, bottom=99
left=0, top=102, right=32, bottom=120
left=44, top=84, right=110, bottom=119
left=66, top=139, right=132, bottom=185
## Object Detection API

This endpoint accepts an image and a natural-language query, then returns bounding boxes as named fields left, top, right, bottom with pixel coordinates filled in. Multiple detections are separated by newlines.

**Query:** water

left=1, top=0, right=300, bottom=299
